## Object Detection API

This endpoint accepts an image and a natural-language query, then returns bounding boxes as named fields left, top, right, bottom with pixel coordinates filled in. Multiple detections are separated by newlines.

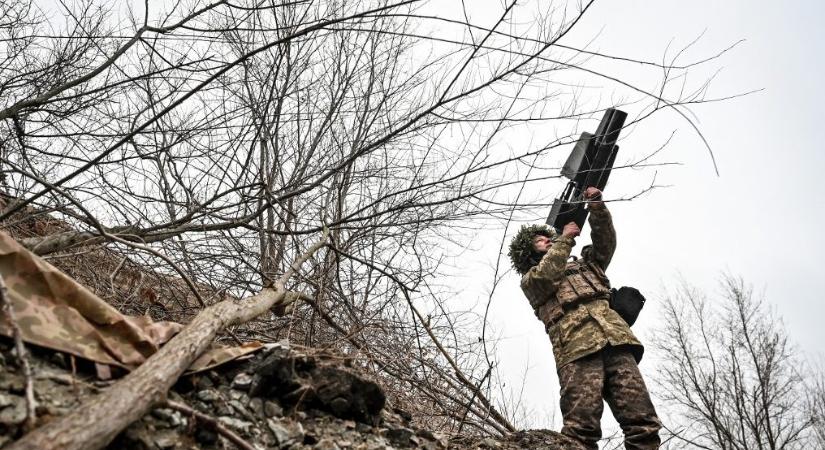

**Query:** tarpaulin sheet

left=0, top=231, right=262, bottom=373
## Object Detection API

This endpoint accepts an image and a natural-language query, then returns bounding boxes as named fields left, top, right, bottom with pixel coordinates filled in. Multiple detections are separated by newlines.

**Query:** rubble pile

left=0, top=339, right=441, bottom=449
left=0, top=339, right=584, bottom=449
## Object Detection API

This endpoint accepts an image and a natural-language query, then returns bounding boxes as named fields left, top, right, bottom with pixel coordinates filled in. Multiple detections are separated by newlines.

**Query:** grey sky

left=455, top=0, right=825, bottom=432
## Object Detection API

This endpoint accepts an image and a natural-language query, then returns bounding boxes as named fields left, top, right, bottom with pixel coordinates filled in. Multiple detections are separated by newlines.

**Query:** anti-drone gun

left=546, top=108, right=627, bottom=232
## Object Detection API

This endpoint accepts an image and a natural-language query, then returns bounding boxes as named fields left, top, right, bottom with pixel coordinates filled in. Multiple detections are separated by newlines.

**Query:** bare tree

left=0, top=0, right=739, bottom=447
left=807, top=361, right=825, bottom=448
left=654, top=275, right=817, bottom=450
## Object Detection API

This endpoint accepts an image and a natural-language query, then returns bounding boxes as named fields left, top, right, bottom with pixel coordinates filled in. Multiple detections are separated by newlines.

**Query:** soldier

left=508, top=187, right=661, bottom=450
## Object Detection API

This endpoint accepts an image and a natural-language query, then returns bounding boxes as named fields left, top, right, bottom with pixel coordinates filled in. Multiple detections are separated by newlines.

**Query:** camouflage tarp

left=0, top=231, right=262, bottom=372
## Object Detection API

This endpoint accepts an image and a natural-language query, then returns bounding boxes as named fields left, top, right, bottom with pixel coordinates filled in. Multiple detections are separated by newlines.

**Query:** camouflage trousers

left=557, top=346, right=661, bottom=450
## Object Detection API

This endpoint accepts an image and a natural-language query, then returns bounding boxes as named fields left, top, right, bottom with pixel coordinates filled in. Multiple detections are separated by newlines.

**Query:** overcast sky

left=451, top=0, right=825, bottom=434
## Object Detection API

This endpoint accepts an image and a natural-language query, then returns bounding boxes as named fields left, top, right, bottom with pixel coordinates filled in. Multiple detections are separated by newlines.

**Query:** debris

left=249, top=348, right=386, bottom=424
left=0, top=338, right=578, bottom=450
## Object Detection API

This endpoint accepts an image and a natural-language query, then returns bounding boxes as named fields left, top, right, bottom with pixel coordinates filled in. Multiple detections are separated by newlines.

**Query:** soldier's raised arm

left=521, top=223, right=580, bottom=304
left=584, top=187, right=616, bottom=269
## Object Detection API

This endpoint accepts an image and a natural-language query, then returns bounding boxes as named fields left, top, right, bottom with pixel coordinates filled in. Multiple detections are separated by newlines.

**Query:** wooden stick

left=163, top=400, right=257, bottom=450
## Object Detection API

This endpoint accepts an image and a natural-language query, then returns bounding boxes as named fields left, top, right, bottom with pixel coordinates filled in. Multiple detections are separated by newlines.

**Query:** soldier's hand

left=584, top=187, right=605, bottom=210
left=562, top=222, right=580, bottom=239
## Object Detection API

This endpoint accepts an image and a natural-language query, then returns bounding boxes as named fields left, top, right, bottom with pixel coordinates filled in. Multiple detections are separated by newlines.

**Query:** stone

left=229, top=389, right=249, bottom=403
left=214, top=401, right=232, bottom=416
left=229, top=399, right=249, bottom=414
left=218, top=416, right=254, bottom=433
left=0, top=375, right=24, bottom=393
left=232, top=372, right=253, bottom=390
left=153, top=431, right=179, bottom=449
left=152, top=408, right=184, bottom=428
left=0, top=401, right=26, bottom=426
left=0, top=393, right=16, bottom=408
left=315, top=438, right=341, bottom=450
left=267, top=419, right=293, bottom=445
left=382, top=427, right=414, bottom=446
left=196, top=389, right=220, bottom=403
left=264, top=400, right=283, bottom=417
left=248, top=351, right=385, bottom=423
left=249, top=397, right=264, bottom=416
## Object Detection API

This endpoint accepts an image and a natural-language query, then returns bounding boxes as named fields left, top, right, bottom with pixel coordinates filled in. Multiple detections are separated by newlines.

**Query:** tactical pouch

left=609, top=286, right=646, bottom=326
left=555, top=262, right=611, bottom=305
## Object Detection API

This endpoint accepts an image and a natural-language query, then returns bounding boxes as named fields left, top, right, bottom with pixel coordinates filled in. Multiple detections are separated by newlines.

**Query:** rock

left=315, top=438, right=341, bottom=450
left=249, top=351, right=385, bottom=423
left=214, top=400, right=232, bottom=416
left=266, top=419, right=289, bottom=444
left=152, top=408, right=184, bottom=428
left=153, top=431, right=179, bottom=449
left=382, top=427, right=414, bottom=446
left=264, top=400, right=283, bottom=417
left=229, top=389, right=249, bottom=403
left=218, top=416, right=254, bottom=433
left=0, top=393, right=16, bottom=408
left=196, top=389, right=220, bottom=403
left=229, top=399, right=249, bottom=414
left=267, top=419, right=300, bottom=446
left=0, top=375, right=24, bottom=393
left=249, top=397, right=264, bottom=416
left=355, top=422, right=373, bottom=433
left=0, top=400, right=26, bottom=426
left=232, top=372, right=253, bottom=390
left=195, top=374, right=214, bottom=389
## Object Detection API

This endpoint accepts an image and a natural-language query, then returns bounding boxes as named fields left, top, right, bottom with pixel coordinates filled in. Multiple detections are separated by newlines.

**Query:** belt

left=543, top=295, right=610, bottom=328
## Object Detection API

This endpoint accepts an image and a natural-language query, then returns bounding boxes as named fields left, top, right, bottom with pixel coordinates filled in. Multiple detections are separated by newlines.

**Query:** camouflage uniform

left=520, top=208, right=661, bottom=450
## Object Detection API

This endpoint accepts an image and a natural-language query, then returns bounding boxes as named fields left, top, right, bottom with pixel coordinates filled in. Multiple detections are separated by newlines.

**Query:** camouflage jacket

left=520, top=207, right=643, bottom=368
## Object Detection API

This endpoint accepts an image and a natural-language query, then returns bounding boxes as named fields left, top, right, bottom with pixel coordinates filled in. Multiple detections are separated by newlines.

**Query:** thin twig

left=163, top=400, right=257, bottom=450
